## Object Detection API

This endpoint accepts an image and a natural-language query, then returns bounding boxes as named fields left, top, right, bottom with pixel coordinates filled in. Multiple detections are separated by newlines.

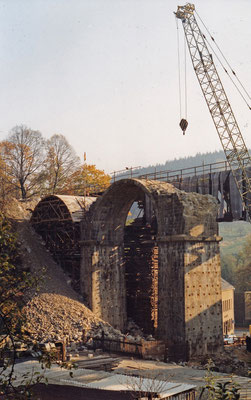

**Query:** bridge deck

left=111, top=160, right=251, bottom=222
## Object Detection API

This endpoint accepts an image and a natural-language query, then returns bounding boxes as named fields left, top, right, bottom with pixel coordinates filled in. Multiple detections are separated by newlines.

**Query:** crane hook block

left=179, top=118, right=188, bottom=135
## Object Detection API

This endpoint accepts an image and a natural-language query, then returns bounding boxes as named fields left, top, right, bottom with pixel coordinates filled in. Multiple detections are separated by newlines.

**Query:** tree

left=0, top=144, right=17, bottom=210
left=221, top=234, right=251, bottom=292
left=66, top=163, right=111, bottom=195
left=1, top=126, right=46, bottom=199
left=198, top=360, right=240, bottom=399
left=220, top=254, right=236, bottom=285
left=44, top=134, right=80, bottom=194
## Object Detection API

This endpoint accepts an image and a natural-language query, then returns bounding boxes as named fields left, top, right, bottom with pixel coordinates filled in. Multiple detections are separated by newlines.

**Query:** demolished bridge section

left=30, top=180, right=223, bottom=360
left=80, top=178, right=223, bottom=360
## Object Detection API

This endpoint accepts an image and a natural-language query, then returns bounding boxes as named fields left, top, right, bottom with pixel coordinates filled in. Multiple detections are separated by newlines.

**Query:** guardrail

left=139, top=160, right=231, bottom=182
left=110, top=159, right=236, bottom=183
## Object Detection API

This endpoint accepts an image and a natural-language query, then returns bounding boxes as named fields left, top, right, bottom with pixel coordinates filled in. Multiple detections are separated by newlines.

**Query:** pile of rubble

left=213, top=347, right=250, bottom=376
left=125, top=319, right=155, bottom=343
left=23, top=293, right=159, bottom=346
left=23, top=293, right=126, bottom=344
left=189, top=347, right=250, bottom=377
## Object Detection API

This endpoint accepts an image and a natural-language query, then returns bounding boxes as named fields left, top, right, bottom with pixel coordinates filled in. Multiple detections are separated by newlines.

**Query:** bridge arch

left=80, top=178, right=223, bottom=359
left=31, top=194, right=96, bottom=289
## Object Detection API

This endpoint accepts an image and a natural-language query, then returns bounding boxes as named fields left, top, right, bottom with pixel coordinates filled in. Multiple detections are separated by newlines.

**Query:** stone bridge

left=113, top=163, right=251, bottom=222
left=80, top=178, right=223, bottom=360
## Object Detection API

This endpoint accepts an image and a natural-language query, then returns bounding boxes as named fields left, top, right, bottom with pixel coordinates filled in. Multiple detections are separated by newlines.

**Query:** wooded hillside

left=135, top=150, right=227, bottom=175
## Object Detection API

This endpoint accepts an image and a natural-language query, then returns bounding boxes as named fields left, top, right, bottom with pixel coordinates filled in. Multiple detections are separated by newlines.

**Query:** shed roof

left=72, top=374, right=196, bottom=398
left=221, top=278, right=235, bottom=291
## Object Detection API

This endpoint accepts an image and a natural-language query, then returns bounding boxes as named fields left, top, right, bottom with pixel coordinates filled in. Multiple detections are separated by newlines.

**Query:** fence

left=92, top=334, right=166, bottom=360
left=110, top=159, right=250, bottom=184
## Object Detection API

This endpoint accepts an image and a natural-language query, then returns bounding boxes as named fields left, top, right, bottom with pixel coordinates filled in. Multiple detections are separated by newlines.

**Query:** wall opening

left=124, top=196, right=158, bottom=335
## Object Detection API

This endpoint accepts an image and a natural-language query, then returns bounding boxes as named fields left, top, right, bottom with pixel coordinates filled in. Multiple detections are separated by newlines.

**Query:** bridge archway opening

left=124, top=198, right=158, bottom=335
left=81, top=179, right=161, bottom=333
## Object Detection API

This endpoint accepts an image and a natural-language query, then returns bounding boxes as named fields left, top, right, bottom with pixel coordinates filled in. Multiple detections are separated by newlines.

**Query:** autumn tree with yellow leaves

left=0, top=125, right=111, bottom=199
left=65, top=163, right=111, bottom=195
left=0, top=143, right=15, bottom=209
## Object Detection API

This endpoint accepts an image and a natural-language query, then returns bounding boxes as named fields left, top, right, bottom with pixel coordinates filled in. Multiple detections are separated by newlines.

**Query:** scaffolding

left=31, top=195, right=96, bottom=291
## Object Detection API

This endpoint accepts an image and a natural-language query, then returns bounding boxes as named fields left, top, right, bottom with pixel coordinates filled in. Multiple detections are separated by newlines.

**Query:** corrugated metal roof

left=221, top=278, right=235, bottom=291
left=78, top=374, right=196, bottom=398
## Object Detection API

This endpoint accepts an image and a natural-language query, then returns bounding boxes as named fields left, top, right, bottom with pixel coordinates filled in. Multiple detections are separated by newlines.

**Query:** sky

left=0, top=0, right=250, bottom=173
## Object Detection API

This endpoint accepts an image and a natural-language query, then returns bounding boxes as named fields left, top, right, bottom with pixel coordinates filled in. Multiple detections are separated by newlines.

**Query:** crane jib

left=174, top=3, right=251, bottom=221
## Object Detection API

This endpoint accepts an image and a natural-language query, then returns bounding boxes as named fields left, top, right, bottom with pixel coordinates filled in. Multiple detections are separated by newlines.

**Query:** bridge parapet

left=111, top=161, right=251, bottom=222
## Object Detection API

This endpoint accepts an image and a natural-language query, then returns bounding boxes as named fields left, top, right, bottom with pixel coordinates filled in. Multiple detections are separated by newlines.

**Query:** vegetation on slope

left=219, top=222, right=251, bottom=292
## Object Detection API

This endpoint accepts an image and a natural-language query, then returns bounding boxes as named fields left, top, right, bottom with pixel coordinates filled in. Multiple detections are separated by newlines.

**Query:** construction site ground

left=2, top=199, right=251, bottom=398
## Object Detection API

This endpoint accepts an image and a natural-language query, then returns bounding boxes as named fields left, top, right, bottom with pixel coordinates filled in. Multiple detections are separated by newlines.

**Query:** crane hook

left=179, top=118, right=188, bottom=135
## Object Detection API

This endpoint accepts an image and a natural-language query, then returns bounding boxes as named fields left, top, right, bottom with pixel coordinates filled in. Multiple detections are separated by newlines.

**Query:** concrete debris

left=23, top=293, right=157, bottom=347
left=188, top=346, right=250, bottom=376
left=23, top=293, right=125, bottom=344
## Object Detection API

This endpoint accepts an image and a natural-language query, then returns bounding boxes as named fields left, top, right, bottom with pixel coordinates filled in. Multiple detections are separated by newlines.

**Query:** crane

left=174, top=3, right=251, bottom=221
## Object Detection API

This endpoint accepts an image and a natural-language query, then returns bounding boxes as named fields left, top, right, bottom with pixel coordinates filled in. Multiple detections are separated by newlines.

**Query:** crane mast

left=175, top=3, right=251, bottom=220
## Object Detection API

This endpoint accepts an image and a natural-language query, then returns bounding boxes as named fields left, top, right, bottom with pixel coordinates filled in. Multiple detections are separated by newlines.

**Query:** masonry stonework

left=80, top=178, right=223, bottom=359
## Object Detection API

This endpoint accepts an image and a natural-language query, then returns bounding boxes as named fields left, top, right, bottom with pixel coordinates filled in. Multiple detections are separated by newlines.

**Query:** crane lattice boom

left=175, top=3, right=251, bottom=220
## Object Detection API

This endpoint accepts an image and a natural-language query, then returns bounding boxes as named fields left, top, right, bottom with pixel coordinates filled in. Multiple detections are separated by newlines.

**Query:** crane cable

left=204, top=36, right=251, bottom=110
left=184, top=31, right=188, bottom=119
left=175, top=16, right=182, bottom=120
left=195, top=11, right=251, bottom=110
left=175, top=17, right=188, bottom=120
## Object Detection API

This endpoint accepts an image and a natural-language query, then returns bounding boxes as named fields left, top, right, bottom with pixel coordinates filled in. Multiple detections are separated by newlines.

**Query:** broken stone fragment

left=125, top=335, right=134, bottom=342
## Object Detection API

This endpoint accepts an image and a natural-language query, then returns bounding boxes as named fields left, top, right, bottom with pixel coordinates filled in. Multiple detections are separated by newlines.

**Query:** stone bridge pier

left=80, top=179, right=223, bottom=360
